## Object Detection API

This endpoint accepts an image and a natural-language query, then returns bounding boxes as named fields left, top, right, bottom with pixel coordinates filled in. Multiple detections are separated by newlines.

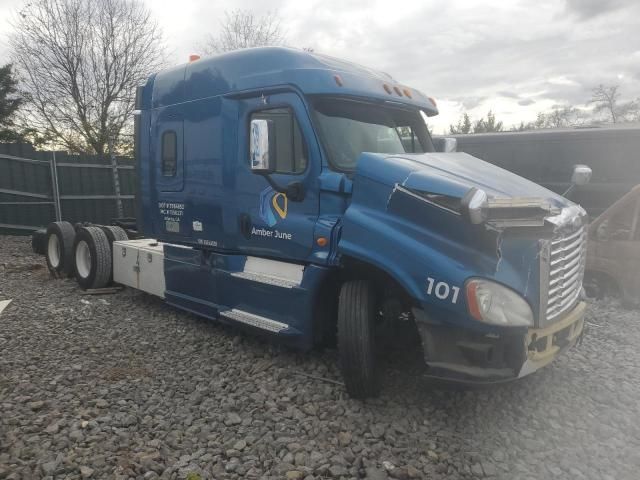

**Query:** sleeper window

left=161, top=131, right=177, bottom=177
left=250, top=108, right=307, bottom=174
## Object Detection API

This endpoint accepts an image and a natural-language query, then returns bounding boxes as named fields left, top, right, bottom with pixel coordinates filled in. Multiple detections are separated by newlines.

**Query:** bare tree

left=590, top=84, right=621, bottom=123
left=10, top=0, right=165, bottom=155
left=204, top=10, right=286, bottom=54
left=543, top=106, right=588, bottom=128
left=589, top=84, right=639, bottom=124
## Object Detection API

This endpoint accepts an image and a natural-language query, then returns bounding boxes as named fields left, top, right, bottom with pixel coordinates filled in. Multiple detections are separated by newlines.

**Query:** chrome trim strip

left=550, top=253, right=583, bottom=277
left=551, top=226, right=584, bottom=245
left=547, top=288, right=582, bottom=320
left=539, top=239, right=551, bottom=326
left=393, top=184, right=462, bottom=216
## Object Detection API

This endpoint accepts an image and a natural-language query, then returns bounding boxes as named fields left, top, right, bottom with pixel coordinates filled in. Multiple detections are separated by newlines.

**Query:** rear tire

left=98, top=226, right=127, bottom=284
left=337, top=280, right=381, bottom=399
left=31, top=229, right=47, bottom=256
left=45, top=221, right=75, bottom=277
left=99, top=225, right=128, bottom=245
left=73, top=226, right=112, bottom=290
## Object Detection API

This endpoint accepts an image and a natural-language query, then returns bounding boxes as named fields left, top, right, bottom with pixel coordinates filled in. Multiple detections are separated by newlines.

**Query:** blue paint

left=136, top=47, right=585, bottom=359
left=163, top=244, right=329, bottom=349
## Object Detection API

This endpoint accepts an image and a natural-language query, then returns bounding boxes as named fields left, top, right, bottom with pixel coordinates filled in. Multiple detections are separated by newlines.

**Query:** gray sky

left=1, top=0, right=639, bottom=132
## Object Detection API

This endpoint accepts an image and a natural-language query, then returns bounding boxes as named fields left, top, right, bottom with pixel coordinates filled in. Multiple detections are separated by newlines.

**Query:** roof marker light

left=393, top=86, right=402, bottom=96
left=383, top=84, right=392, bottom=94
left=189, top=54, right=201, bottom=63
left=334, top=74, right=343, bottom=87
left=428, top=96, right=437, bottom=107
left=402, top=88, right=412, bottom=98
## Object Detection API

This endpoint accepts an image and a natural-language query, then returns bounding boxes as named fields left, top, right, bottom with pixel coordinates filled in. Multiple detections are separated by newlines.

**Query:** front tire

left=73, top=226, right=112, bottom=290
left=337, top=280, right=381, bottom=399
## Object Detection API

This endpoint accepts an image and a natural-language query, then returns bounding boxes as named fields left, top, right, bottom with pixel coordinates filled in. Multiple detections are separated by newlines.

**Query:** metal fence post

left=50, top=151, right=62, bottom=221
left=108, top=137, right=124, bottom=218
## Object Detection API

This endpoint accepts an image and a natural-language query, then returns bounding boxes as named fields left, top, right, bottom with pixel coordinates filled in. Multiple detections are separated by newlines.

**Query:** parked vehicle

left=42, top=47, right=591, bottom=398
left=585, top=185, right=640, bottom=307
left=449, top=124, right=640, bottom=217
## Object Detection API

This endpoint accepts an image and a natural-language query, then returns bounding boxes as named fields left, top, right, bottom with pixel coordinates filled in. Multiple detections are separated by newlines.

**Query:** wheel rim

left=75, top=240, right=91, bottom=279
left=48, top=234, right=61, bottom=268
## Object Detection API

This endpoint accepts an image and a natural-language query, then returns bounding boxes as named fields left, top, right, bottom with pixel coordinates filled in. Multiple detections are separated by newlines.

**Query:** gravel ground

left=1, top=234, right=640, bottom=480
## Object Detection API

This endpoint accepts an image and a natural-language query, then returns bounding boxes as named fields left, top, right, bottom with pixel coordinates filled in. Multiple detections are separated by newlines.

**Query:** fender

left=338, top=173, right=542, bottom=328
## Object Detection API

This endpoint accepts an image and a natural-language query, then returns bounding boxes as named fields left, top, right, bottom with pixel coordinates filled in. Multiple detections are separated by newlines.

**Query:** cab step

left=230, top=271, right=299, bottom=288
left=230, top=256, right=304, bottom=289
left=220, top=308, right=289, bottom=333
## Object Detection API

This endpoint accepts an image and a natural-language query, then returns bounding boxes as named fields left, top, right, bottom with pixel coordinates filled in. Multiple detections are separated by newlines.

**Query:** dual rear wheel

left=73, top=226, right=113, bottom=290
left=45, top=221, right=76, bottom=277
left=44, top=221, right=127, bottom=290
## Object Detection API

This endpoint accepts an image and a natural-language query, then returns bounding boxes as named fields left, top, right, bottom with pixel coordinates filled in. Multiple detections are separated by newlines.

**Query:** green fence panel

left=0, top=143, right=136, bottom=234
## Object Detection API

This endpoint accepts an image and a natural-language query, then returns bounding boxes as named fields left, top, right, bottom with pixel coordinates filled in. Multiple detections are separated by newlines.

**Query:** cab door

left=150, top=107, right=185, bottom=236
left=228, top=92, right=320, bottom=262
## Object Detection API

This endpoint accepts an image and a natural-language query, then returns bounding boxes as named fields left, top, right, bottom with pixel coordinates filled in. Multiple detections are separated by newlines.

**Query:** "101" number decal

left=426, top=277, right=460, bottom=304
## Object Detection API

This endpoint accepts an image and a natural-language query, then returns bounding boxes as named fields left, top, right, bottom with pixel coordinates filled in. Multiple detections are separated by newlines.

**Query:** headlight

left=465, top=278, right=533, bottom=327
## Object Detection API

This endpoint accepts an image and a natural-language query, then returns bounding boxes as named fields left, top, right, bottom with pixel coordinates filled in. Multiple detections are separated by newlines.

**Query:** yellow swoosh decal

left=272, top=192, right=288, bottom=219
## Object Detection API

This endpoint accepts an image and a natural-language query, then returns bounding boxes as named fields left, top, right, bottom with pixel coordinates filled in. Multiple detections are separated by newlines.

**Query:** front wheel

left=337, top=280, right=381, bottom=399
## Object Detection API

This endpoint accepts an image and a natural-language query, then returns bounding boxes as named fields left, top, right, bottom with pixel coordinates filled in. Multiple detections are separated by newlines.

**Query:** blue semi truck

left=44, top=47, right=590, bottom=398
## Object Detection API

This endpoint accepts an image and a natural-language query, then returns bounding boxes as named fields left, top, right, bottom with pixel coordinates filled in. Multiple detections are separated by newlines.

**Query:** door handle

left=239, top=213, right=252, bottom=239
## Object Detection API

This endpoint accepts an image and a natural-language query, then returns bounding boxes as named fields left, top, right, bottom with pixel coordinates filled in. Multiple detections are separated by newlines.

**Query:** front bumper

left=413, top=301, right=586, bottom=383
left=517, top=300, right=586, bottom=378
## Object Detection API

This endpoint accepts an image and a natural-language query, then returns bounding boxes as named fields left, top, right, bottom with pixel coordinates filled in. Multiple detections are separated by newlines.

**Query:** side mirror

left=563, top=164, right=592, bottom=197
left=571, top=164, right=592, bottom=186
left=461, top=187, right=488, bottom=224
left=250, top=119, right=276, bottom=174
left=433, top=137, right=457, bottom=153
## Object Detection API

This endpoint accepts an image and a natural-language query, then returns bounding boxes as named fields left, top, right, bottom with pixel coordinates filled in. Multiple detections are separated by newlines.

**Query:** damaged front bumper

left=413, top=301, right=586, bottom=383
left=518, top=301, right=585, bottom=378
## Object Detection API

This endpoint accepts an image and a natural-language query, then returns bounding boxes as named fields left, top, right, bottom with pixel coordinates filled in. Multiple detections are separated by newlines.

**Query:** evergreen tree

left=473, top=110, right=503, bottom=133
left=449, top=113, right=472, bottom=134
left=0, top=64, right=23, bottom=142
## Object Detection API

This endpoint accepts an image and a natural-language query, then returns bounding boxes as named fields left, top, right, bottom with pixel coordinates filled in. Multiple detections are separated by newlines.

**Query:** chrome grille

left=545, top=226, right=587, bottom=322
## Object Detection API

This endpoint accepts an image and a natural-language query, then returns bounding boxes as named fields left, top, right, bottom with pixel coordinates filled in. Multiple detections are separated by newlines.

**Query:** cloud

left=1, top=0, right=639, bottom=133
left=454, top=96, right=488, bottom=110
left=498, top=91, right=520, bottom=99
left=564, top=0, right=630, bottom=20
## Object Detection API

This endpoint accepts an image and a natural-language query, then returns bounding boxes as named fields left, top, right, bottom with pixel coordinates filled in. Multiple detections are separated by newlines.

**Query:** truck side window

left=250, top=108, right=307, bottom=174
left=396, top=126, right=425, bottom=153
left=161, top=131, right=177, bottom=177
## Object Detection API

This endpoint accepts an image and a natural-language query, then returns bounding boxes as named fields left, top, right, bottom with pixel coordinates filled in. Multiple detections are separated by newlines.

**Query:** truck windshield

left=311, top=97, right=435, bottom=171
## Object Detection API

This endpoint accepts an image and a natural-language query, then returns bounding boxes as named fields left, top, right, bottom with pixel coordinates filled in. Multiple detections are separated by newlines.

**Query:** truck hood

left=356, top=152, right=571, bottom=209
left=339, top=152, right=586, bottom=326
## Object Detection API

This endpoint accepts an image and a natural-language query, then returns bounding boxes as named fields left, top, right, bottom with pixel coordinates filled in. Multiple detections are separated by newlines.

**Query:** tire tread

left=337, top=280, right=380, bottom=399
left=74, top=226, right=112, bottom=289
left=45, top=221, right=76, bottom=277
